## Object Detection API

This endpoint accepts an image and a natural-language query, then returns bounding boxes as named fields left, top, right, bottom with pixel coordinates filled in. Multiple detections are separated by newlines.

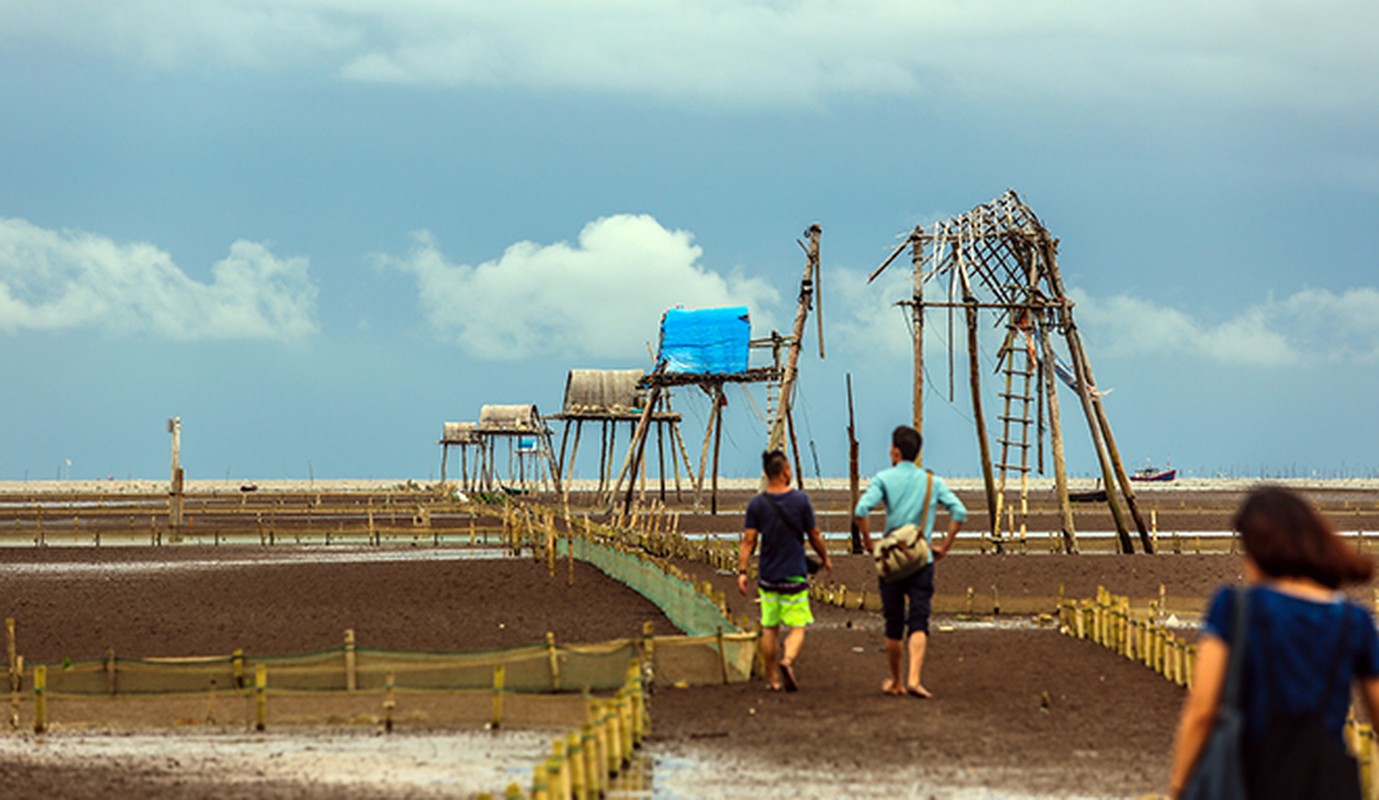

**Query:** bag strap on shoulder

left=1221, top=587, right=1249, bottom=711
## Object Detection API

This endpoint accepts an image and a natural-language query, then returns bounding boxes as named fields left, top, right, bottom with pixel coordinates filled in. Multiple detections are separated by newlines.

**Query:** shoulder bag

left=1179, top=586, right=1249, bottom=800
left=872, top=470, right=933, bottom=583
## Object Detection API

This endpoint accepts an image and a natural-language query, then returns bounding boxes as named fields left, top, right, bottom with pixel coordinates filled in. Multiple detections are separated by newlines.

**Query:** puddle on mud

left=0, top=729, right=1115, bottom=799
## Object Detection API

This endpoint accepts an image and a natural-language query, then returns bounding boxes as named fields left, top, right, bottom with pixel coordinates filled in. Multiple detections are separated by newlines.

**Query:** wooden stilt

left=965, top=300, right=998, bottom=537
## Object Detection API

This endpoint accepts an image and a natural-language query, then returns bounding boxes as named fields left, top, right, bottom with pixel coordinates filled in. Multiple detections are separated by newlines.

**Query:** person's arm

left=737, top=528, right=758, bottom=597
left=931, top=478, right=966, bottom=561
left=1360, top=676, right=1379, bottom=733
left=932, top=518, right=963, bottom=561
left=806, top=526, right=833, bottom=582
left=853, top=479, right=883, bottom=553
left=1168, top=635, right=1229, bottom=798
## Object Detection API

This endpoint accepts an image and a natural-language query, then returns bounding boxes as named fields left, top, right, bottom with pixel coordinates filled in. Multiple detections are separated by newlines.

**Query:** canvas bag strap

left=760, top=492, right=804, bottom=540
left=915, top=471, right=934, bottom=534
left=1220, top=586, right=1250, bottom=711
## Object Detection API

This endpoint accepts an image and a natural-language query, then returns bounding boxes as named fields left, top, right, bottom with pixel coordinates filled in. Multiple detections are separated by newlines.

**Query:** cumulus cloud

left=0, top=217, right=318, bottom=340
left=380, top=214, right=778, bottom=361
left=5, top=1, right=1376, bottom=110
left=822, top=270, right=1379, bottom=369
left=1069, top=287, right=1379, bottom=366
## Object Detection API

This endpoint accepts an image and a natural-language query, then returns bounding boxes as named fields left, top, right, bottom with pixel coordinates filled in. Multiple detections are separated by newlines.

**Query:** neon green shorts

left=758, top=587, right=814, bottom=628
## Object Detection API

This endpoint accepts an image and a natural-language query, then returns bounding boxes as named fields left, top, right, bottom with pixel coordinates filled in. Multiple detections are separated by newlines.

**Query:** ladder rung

left=998, top=415, right=1032, bottom=424
left=995, top=463, right=1032, bottom=472
left=997, top=439, right=1031, bottom=448
left=998, top=393, right=1034, bottom=401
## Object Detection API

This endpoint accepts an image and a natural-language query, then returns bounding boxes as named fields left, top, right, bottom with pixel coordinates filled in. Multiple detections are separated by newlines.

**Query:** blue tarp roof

left=657, top=306, right=751, bottom=375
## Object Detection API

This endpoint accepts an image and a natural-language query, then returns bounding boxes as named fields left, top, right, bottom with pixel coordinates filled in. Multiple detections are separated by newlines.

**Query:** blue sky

left=2, top=1, right=1378, bottom=483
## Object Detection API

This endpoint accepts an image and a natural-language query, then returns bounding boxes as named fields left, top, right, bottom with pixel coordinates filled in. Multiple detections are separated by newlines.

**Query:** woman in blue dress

left=1170, top=485, right=1379, bottom=798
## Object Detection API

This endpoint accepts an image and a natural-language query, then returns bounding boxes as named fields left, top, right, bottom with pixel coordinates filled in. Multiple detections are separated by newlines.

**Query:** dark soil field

left=2, top=482, right=1376, bottom=798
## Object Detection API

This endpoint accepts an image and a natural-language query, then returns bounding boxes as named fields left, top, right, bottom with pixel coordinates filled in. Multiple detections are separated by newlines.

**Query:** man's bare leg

left=881, top=637, right=906, bottom=695
left=761, top=625, right=782, bottom=689
left=779, top=626, right=805, bottom=691
left=906, top=631, right=932, bottom=698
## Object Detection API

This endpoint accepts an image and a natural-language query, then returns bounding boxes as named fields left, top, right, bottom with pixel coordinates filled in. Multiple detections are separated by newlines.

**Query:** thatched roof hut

left=559, top=369, right=648, bottom=418
left=478, top=404, right=545, bottom=433
left=440, top=421, right=479, bottom=444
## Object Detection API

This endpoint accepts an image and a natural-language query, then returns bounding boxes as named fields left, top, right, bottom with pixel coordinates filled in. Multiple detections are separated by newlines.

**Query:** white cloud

left=0, top=218, right=318, bottom=340
left=1069, top=287, right=1379, bottom=366
left=823, top=272, right=1379, bottom=369
left=381, top=214, right=779, bottom=361
left=5, top=1, right=1376, bottom=111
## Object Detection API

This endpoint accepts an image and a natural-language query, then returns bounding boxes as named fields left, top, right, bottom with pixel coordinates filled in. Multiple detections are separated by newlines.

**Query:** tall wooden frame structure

left=611, top=225, right=824, bottom=514
left=869, top=191, right=1151, bottom=554
left=551, top=369, right=696, bottom=502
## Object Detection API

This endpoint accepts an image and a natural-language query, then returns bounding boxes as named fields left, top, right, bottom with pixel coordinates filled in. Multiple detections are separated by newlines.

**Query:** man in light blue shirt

left=854, top=425, right=966, bottom=698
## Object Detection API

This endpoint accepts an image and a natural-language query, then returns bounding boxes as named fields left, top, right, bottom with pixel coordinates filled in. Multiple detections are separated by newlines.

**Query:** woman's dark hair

left=1233, top=485, right=1373, bottom=589
left=892, top=426, right=922, bottom=462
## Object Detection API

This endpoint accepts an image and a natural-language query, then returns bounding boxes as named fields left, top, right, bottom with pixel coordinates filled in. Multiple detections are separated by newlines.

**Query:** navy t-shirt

left=1202, top=584, right=1379, bottom=745
left=743, top=489, right=816, bottom=584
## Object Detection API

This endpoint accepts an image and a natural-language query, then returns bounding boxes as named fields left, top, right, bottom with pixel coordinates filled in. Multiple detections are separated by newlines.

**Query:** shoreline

left=4, top=476, right=1379, bottom=495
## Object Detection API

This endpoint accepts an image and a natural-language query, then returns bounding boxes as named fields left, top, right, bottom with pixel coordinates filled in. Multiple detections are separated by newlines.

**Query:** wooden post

left=965, top=299, right=999, bottom=537
left=8, top=618, right=18, bottom=728
left=846, top=374, right=864, bottom=553
left=344, top=629, right=357, bottom=692
left=232, top=648, right=245, bottom=689
left=1037, top=313, right=1078, bottom=552
left=711, top=386, right=725, bottom=515
left=105, top=647, right=117, bottom=696
left=254, top=663, right=267, bottom=732
left=383, top=671, right=397, bottom=733
left=491, top=664, right=505, bottom=729
left=910, top=229, right=926, bottom=463
left=766, top=224, right=821, bottom=455
left=547, top=632, right=562, bottom=692
left=33, top=665, right=46, bottom=734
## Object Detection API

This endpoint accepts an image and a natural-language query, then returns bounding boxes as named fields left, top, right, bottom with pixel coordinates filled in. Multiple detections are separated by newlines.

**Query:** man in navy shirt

left=737, top=449, right=833, bottom=691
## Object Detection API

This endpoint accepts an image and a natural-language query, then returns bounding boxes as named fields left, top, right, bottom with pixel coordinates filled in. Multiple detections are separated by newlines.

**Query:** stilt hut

left=549, top=369, right=694, bottom=502
left=475, top=404, right=562, bottom=494
left=612, top=225, right=824, bottom=514
left=438, top=421, right=481, bottom=491
left=868, top=190, right=1151, bottom=554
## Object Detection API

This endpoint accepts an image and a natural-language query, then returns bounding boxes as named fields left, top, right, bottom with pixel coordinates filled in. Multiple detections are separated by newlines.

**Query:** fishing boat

left=1130, top=465, right=1177, bottom=482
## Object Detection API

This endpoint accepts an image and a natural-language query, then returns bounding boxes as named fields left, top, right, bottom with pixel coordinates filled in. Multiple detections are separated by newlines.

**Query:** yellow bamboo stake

left=254, top=663, right=267, bottom=732
left=344, top=629, right=357, bottom=692
left=567, top=731, right=586, bottom=800
left=33, top=665, right=46, bottom=734
left=552, top=739, right=571, bottom=800
left=547, top=632, right=562, bottom=692
left=383, top=671, right=396, bottom=733
left=582, top=721, right=601, bottom=798
left=491, top=664, right=506, bottom=730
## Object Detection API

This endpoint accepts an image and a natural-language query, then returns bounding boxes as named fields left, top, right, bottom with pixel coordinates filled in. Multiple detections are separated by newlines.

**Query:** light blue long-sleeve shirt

left=854, top=461, right=967, bottom=543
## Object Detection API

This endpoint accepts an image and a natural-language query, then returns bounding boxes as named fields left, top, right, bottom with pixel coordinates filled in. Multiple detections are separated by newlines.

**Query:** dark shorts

left=878, top=562, right=935, bottom=640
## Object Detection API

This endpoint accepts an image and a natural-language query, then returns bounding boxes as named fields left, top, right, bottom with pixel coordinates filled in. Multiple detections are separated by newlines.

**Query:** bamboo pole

left=965, top=300, right=998, bottom=537
left=344, top=629, right=357, bottom=692
left=254, top=663, right=267, bottom=732
left=33, top=665, right=46, bottom=734
left=491, top=664, right=505, bottom=729
left=766, top=224, right=821, bottom=455
left=1038, top=314, right=1078, bottom=552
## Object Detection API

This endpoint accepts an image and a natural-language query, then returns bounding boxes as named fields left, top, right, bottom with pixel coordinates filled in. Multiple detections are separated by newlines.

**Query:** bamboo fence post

left=384, top=671, right=396, bottom=733
left=552, top=739, right=571, bottom=799
left=344, top=629, right=357, bottom=692
left=8, top=616, right=18, bottom=728
left=33, top=665, right=46, bottom=734
left=105, top=647, right=117, bottom=695
left=491, top=664, right=505, bottom=729
left=232, top=648, right=245, bottom=689
left=547, top=632, right=562, bottom=692
left=254, top=663, right=267, bottom=732
left=531, top=761, right=550, bottom=800
left=716, top=627, right=730, bottom=684
left=566, top=731, right=586, bottom=800
left=582, top=721, right=601, bottom=798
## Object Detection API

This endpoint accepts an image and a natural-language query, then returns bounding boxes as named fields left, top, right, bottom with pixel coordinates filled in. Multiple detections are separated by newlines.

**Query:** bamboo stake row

left=1058, top=585, right=1194, bottom=688
left=479, top=660, right=649, bottom=800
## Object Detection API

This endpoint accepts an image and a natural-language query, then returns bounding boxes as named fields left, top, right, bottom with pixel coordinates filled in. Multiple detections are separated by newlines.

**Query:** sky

left=2, top=1, right=1378, bottom=485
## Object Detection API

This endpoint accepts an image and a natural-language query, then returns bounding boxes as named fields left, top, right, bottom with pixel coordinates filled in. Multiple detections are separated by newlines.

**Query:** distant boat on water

left=1130, top=464, right=1177, bottom=482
